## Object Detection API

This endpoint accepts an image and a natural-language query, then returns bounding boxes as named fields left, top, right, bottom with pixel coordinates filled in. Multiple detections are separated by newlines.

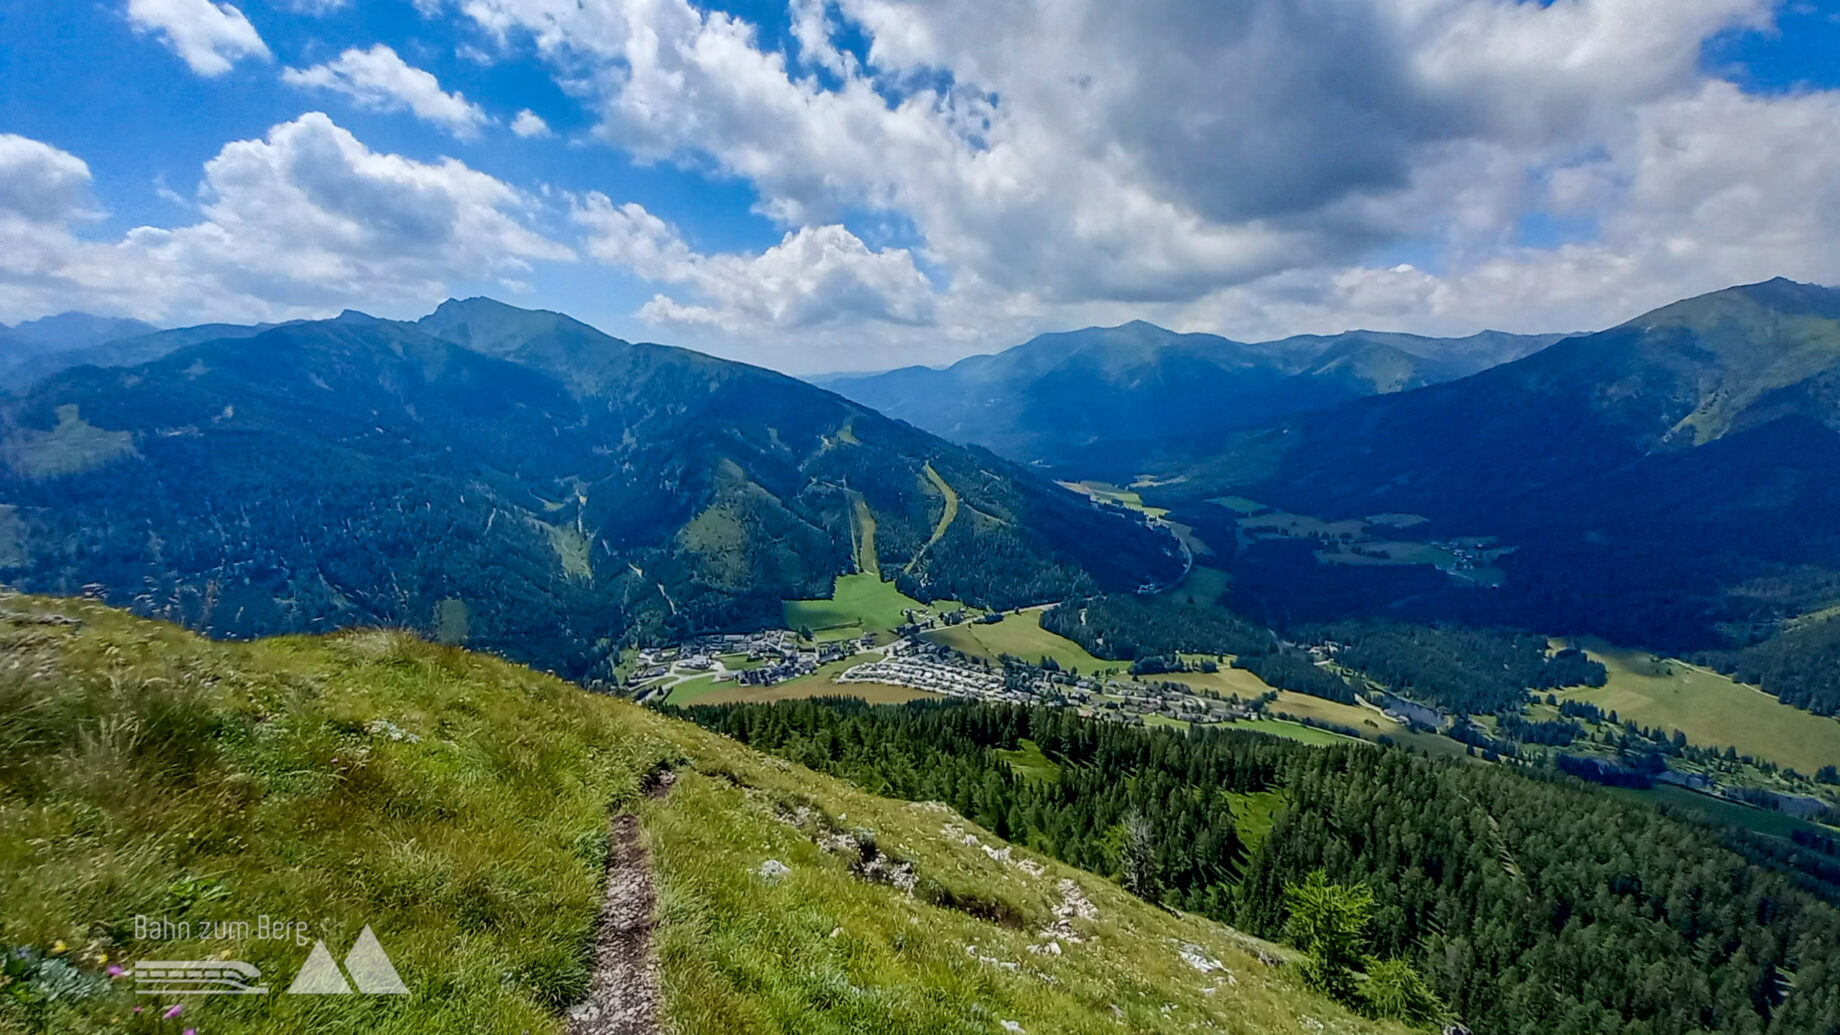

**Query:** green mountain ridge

left=1162, top=278, right=1840, bottom=657
left=822, top=321, right=1561, bottom=473
left=0, top=301, right=1181, bottom=682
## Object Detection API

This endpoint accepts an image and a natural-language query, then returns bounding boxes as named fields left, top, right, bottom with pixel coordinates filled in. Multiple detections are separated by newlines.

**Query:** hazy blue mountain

left=0, top=322, right=281, bottom=391
left=1, top=312, right=157, bottom=351
left=0, top=301, right=1182, bottom=680
left=1166, top=278, right=1840, bottom=653
left=821, top=321, right=1562, bottom=472
left=0, top=313, right=160, bottom=384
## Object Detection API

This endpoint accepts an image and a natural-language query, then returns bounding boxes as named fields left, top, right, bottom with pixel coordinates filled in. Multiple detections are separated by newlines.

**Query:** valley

left=10, top=6, right=1840, bottom=1032
left=7, top=281, right=1840, bottom=1035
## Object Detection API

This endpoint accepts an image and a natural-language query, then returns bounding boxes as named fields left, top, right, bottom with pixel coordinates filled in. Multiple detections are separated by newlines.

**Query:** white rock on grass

left=1179, top=944, right=1226, bottom=974
left=755, top=859, right=791, bottom=883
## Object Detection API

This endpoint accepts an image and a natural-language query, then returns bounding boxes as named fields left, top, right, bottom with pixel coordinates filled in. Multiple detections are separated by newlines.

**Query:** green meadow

left=926, top=609, right=1128, bottom=675
left=1557, top=639, right=1840, bottom=776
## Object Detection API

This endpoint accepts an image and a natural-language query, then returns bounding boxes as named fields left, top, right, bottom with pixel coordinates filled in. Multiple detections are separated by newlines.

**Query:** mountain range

left=0, top=312, right=160, bottom=386
left=0, top=299, right=1181, bottom=681
left=1158, top=278, right=1840, bottom=652
left=821, top=321, right=1564, bottom=472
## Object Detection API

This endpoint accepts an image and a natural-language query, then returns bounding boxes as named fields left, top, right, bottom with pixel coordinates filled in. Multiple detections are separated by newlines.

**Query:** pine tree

left=1284, top=869, right=1373, bottom=1005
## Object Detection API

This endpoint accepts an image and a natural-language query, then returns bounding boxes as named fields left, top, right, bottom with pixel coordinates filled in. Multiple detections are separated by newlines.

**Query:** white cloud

left=284, top=45, right=490, bottom=138
left=33, top=0, right=1836, bottom=372
left=439, top=0, right=1840, bottom=371
left=0, top=135, right=96, bottom=225
left=0, top=116, right=572, bottom=325
left=573, top=192, right=934, bottom=333
left=126, top=0, right=271, bottom=77
left=511, top=109, right=551, bottom=138
left=284, top=0, right=350, bottom=13
left=456, top=0, right=1767, bottom=298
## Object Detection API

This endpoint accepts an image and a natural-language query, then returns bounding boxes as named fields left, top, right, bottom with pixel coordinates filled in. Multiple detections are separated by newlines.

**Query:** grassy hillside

left=0, top=592, right=1409, bottom=1035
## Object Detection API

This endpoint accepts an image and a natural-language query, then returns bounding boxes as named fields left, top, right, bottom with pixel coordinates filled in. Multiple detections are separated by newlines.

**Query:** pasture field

left=1239, top=511, right=1368, bottom=540
left=1165, top=661, right=1282, bottom=699
left=1164, top=518, right=1214, bottom=556
left=784, top=573, right=932, bottom=639
left=1059, top=480, right=1171, bottom=519
left=1209, top=495, right=1267, bottom=515
left=1557, top=638, right=1840, bottom=776
left=1165, top=565, right=1232, bottom=606
left=658, top=674, right=725, bottom=706
left=0, top=403, right=135, bottom=478
left=926, top=609, right=1128, bottom=676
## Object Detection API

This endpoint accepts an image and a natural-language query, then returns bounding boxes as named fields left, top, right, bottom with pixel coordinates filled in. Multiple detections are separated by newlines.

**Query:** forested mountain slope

left=0, top=302, right=1180, bottom=681
left=687, top=698, right=1840, bottom=1035
left=1162, top=279, right=1840, bottom=654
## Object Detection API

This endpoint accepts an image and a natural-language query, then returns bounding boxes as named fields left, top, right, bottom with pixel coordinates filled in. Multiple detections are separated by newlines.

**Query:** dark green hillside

left=0, top=303, right=1180, bottom=681
left=1703, top=611, right=1840, bottom=717
left=1163, top=279, right=1840, bottom=658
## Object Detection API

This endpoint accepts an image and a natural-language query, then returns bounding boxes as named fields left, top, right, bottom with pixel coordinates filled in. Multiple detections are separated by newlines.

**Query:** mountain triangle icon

left=344, top=925, right=409, bottom=995
left=286, top=940, right=352, bottom=995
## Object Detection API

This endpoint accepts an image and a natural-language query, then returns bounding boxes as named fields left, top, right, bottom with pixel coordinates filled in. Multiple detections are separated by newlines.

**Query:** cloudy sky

left=1, top=0, right=1837, bottom=373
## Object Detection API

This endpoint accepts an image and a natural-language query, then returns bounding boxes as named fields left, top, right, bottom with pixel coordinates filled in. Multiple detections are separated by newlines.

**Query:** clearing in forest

left=847, top=491, right=879, bottom=577
left=904, top=462, right=961, bottom=574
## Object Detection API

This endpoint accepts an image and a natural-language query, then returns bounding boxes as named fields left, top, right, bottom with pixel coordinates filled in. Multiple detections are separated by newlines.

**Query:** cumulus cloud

left=511, top=109, right=551, bottom=138
left=126, top=0, right=270, bottom=76
left=58, top=0, right=1840, bottom=370
left=284, top=45, right=490, bottom=138
left=456, top=0, right=1770, bottom=303
left=573, top=192, right=934, bottom=333
left=0, top=135, right=97, bottom=225
left=0, top=115, right=571, bottom=324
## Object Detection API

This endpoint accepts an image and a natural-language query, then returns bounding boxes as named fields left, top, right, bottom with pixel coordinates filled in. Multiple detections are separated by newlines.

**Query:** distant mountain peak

left=1, top=312, right=160, bottom=349
left=1635, top=277, right=1840, bottom=329
left=429, top=296, right=544, bottom=319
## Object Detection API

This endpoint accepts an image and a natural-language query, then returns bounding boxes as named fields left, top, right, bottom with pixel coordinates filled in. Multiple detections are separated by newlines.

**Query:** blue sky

left=1, top=0, right=1837, bottom=372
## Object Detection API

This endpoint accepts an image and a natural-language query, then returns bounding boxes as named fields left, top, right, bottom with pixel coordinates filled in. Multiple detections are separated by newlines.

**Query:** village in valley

left=626, top=604, right=1268, bottom=729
